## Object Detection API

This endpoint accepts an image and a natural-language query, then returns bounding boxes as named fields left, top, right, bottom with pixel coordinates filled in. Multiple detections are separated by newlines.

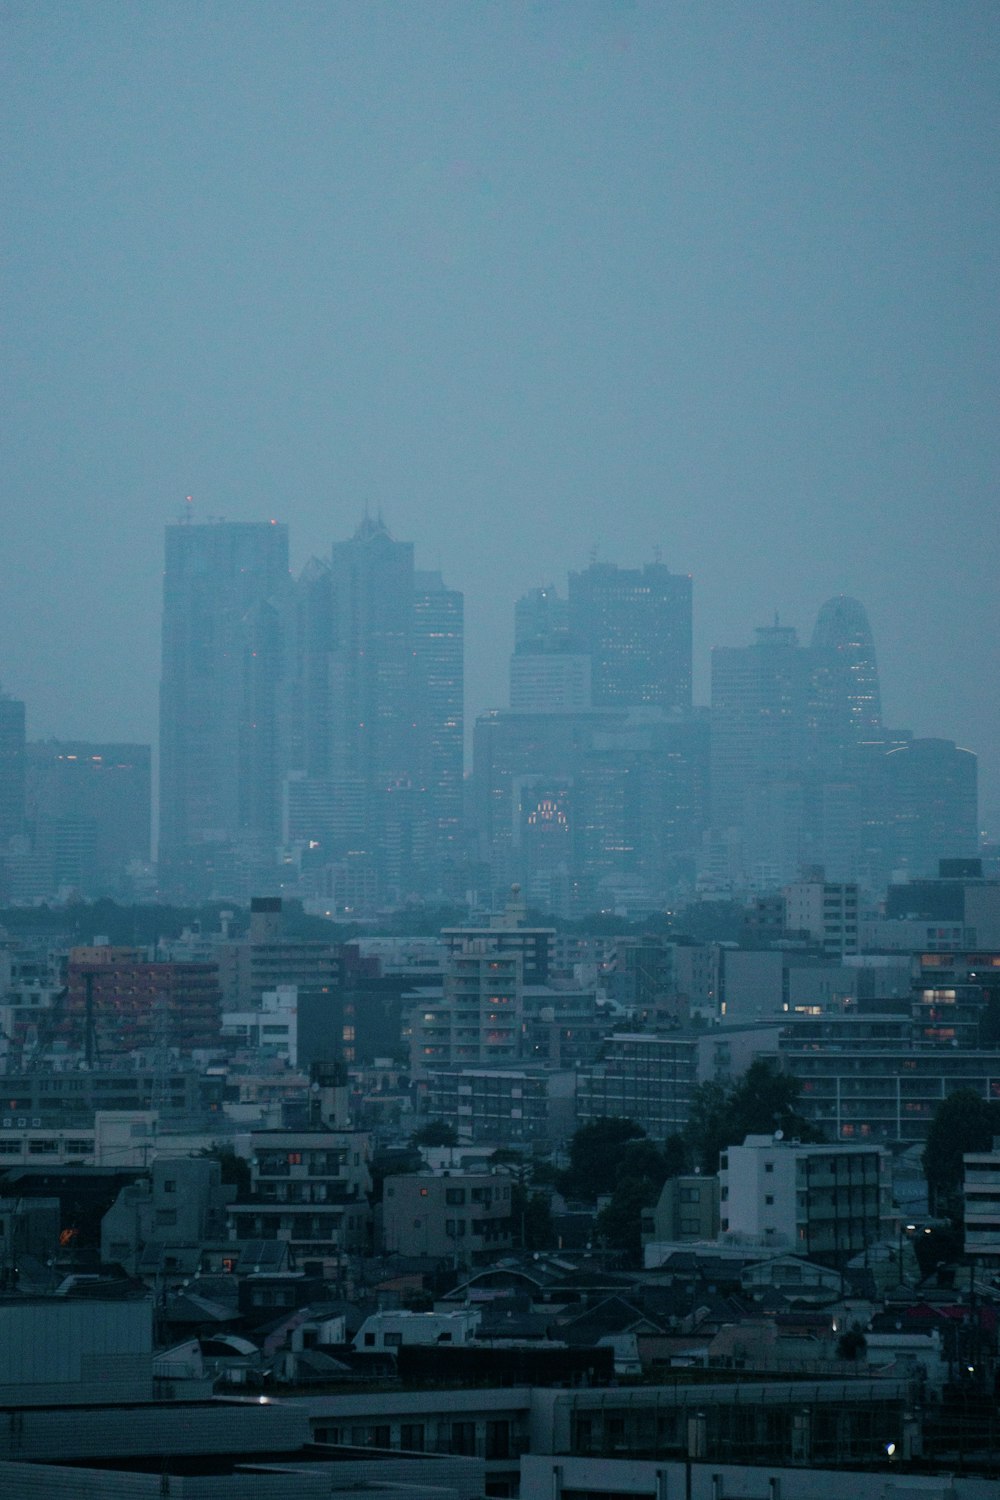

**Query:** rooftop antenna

left=179, top=494, right=194, bottom=524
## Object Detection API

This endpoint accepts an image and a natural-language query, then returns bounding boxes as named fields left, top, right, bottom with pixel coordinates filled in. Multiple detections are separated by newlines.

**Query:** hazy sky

left=3, top=1, right=998, bottom=809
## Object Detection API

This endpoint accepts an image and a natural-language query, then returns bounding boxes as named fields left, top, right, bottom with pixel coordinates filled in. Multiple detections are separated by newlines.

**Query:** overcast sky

left=2, top=1, right=998, bottom=812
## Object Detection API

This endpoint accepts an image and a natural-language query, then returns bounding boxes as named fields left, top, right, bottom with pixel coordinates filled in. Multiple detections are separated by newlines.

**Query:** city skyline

left=1, top=5, right=997, bottom=808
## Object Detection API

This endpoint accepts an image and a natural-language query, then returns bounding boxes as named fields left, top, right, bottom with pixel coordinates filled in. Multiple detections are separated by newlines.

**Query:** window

left=163, top=1179, right=177, bottom=1194
left=445, top=1188, right=466, bottom=1205
left=765, top=1162, right=774, bottom=1173
left=384, top=1331, right=402, bottom=1348
left=765, top=1195, right=774, bottom=1206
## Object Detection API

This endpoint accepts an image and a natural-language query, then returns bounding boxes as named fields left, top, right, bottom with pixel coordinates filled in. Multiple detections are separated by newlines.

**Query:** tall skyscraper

left=0, top=689, right=26, bottom=843
left=25, top=741, right=151, bottom=897
left=283, top=517, right=464, bottom=900
left=811, top=595, right=883, bottom=739
left=568, top=561, right=692, bottom=711
left=413, top=570, right=464, bottom=878
left=509, top=584, right=591, bottom=711
left=159, top=519, right=289, bottom=897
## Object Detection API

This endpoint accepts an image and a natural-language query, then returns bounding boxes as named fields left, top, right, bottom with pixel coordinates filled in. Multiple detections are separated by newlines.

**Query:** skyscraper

left=811, top=595, right=883, bottom=739
left=568, top=561, right=692, bottom=711
left=159, top=519, right=289, bottom=897
left=413, top=570, right=464, bottom=880
left=26, top=741, right=151, bottom=897
left=284, top=517, right=464, bottom=899
left=0, top=689, right=26, bottom=844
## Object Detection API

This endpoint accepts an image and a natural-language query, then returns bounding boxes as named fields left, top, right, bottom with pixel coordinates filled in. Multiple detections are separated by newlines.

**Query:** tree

left=836, top=1328, right=867, bottom=1361
left=684, top=1080, right=734, bottom=1175
left=727, top=1059, right=821, bottom=1144
left=559, top=1118, right=648, bottom=1201
left=411, top=1120, right=458, bottom=1148
left=595, top=1176, right=656, bottom=1261
left=199, top=1144, right=251, bottom=1199
left=685, top=1060, right=822, bottom=1175
left=923, top=1090, right=1000, bottom=1219
left=511, top=1183, right=554, bottom=1250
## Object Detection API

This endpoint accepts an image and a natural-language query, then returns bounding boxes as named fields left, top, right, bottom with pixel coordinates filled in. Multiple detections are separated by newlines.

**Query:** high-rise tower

left=0, top=689, right=26, bottom=844
left=283, top=517, right=463, bottom=899
left=567, top=561, right=692, bottom=711
left=159, top=520, right=289, bottom=897
left=811, top=595, right=882, bottom=739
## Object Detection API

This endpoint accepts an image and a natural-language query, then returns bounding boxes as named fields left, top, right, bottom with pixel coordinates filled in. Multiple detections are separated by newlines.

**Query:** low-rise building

left=228, top=1125, right=372, bottom=1265
left=425, top=1066, right=576, bottom=1145
left=381, top=1169, right=513, bottom=1263
left=964, top=1137, right=1000, bottom=1260
left=720, top=1134, right=887, bottom=1264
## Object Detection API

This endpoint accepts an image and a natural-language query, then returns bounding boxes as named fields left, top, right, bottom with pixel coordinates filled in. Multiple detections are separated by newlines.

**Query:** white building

left=964, top=1138, right=1000, bottom=1259
left=720, top=1134, right=886, bottom=1262
left=354, top=1309, right=481, bottom=1352
left=222, top=984, right=298, bottom=1067
left=783, top=876, right=859, bottom=956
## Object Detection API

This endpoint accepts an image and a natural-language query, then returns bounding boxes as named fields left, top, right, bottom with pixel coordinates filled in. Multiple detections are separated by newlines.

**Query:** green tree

left=595, top=1176, right=659, bottom=1261
left=836, top=1328, right=867, bottom=1361
left=199, top=1144, right=251, bottom=1199
left=923, top=1089, right=1000, bottom=1219
left=511, top=1183, right=554, bottom=1250
left=411, top=1120, right=458, bottom=1147
left=684, top=1080, right=734, bottom=1175
left=560, top=1117, right=648, bottom=1201
left=685, top=1061, right=822, bottom=1175
left=727, top=1059, right=821, bottom=1143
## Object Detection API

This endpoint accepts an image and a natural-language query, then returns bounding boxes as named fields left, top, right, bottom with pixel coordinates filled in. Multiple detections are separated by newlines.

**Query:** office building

left=0, top=690, right=25, bottom=844
left=25, top=740, right=150, bottom=897
left=567, top=560, right=692, bottom=711
left=413, top=569, right=464, bottom=881
left=159, top=519, right=289, bottom=898
left=283, top=517, right=463, bottom=898
left=811, top=594, right=882, bottom=738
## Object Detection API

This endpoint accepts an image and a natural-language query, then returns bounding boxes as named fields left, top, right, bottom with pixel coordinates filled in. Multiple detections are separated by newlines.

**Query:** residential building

left=64, top=946, right=222, bottom=1059
left=228, top=1123, right=372, bottom=1262
left=783, top=1036, right=1000, bottom=1144
left=720, top=1134, right=887, bottom=1263
left=642, top=1173, right=720, bottom=1244
left=101, top=1155, right=233, bottom=1273
left=381, top=1171, right=513, bottom=1262
left=425, top=1066, right=577, bottom=1145
left=964, top=1139, right=1000, bottom=1260
left=783, top=873, right=859, bottom=957
left=409, top=945, right=523, bottom=1079
left=576, top=1026, right=782, bottom=1143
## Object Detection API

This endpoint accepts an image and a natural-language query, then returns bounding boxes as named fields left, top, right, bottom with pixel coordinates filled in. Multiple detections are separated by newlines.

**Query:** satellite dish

left=773, top=1129, right=784, bottom=1141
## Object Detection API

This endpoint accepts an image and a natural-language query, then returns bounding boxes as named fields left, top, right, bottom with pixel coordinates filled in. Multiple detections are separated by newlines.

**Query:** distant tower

left=811, top=596, right=882, bottom=738
left=159, top=520, right=290, bottom=897
left=0, top=689, right=26, bottom=842
left=567, top=561, right=692, bottom=711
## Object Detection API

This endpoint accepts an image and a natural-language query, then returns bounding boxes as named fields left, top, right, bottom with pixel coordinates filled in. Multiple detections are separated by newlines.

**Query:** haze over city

left=2, top=1, right=998, bottom=808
